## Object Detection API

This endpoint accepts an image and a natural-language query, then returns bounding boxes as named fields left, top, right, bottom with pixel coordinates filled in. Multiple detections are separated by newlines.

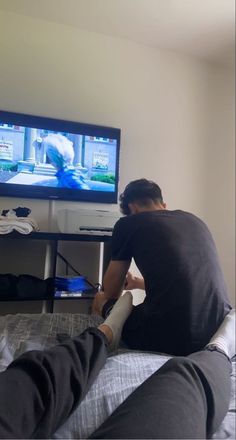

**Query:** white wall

left=203, top=68, right=235, bottom=305
left=0, top=10, right=234, bottom=306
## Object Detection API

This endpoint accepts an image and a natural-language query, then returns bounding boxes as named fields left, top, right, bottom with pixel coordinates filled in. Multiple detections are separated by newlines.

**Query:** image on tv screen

left=0, top=122, right=118, bottom=193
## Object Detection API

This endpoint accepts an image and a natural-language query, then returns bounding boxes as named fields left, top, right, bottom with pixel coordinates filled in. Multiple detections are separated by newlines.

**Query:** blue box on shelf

left=54, top=275, right=97, bottom=298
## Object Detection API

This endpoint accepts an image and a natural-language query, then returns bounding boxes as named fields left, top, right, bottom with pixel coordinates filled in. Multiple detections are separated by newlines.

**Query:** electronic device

left=54, top=275, right=97, bottom=298
left=0, top=110, right=120, bottom=204
left=57, top=208, right=121, bottom=235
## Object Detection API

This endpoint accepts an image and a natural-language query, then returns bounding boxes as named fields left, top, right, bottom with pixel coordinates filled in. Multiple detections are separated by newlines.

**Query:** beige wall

left=0, top=10, right=234, bottom=306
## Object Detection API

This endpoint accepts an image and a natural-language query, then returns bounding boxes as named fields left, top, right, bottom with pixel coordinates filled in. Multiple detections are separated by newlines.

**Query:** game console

left=57, top=208, right=121, bottom=235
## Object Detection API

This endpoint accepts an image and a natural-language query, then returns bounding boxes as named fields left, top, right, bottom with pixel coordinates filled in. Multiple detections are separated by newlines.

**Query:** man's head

left=119, top=178, right=166, bottom=215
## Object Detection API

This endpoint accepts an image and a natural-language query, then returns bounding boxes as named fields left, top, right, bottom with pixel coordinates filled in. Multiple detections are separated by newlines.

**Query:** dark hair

left=119, top=178, right=163, bottom=215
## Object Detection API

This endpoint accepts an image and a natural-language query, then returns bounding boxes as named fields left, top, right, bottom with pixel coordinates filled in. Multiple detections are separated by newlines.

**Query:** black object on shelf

left=0, top=274, right=18, bottom=299
left=0, top=273, right=54, bottom=300
left=17, top=275, right=54, bottom=299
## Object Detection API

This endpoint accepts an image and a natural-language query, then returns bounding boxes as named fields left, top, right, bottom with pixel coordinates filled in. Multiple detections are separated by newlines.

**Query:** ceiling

left=0, top=0, right=235, bottom=65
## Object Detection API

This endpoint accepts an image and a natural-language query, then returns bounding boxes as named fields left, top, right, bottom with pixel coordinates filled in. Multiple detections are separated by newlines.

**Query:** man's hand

left=125, top=272, right=145, bottom=290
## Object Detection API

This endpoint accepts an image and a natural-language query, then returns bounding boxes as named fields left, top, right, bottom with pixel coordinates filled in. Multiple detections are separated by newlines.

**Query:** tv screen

left=0, top=111, right=120, bottom=203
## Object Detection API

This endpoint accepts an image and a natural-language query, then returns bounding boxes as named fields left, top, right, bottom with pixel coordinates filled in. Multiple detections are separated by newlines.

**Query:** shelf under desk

left=0, top=231, right=112, bottom=312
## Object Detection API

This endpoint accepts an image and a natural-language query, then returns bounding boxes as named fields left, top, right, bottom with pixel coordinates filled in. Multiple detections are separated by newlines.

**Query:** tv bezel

left=0, top=110, right=120, bottom=204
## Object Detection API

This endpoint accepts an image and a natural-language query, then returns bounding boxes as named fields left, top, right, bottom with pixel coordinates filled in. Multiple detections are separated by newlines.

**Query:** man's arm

left=103, top=260, right=131, bottom=300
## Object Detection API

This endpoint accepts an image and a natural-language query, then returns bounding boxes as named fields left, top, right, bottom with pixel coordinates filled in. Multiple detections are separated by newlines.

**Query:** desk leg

left=42, top=240, right=58, bottom=313
left=98, top=242, right=112, bottom=287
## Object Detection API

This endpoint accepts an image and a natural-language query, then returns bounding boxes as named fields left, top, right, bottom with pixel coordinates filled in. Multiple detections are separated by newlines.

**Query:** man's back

left=112, top=210, right=231, bottom=354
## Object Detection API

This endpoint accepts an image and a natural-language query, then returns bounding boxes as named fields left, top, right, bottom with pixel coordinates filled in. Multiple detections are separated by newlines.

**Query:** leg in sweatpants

left=90, top=349, right=232, bottom=439
left=0, top=293, right=134, bottom=439
left=0, top=327, right=108, bottom=439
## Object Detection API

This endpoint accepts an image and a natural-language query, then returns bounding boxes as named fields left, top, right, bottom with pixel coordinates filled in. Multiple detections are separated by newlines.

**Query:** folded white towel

left=0, top=216, right=40, bottom=234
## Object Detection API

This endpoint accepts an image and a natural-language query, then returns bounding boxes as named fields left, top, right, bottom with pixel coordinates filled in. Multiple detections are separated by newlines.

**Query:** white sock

left=103, top=291, right=133, bottom=349
left=206, top=309, right=235, bottom=359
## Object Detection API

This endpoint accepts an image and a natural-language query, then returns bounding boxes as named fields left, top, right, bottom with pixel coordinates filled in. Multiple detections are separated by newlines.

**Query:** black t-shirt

left=112, top=210, right=231, bottom=353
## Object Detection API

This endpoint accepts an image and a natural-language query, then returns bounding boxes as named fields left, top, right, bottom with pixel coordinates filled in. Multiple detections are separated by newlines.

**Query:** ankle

left=98, top=324, right=113, bottom=345
left=205, top=344, right=232, bottom=362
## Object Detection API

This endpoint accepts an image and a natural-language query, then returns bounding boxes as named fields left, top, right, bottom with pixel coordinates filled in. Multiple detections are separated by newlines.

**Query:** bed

left=0, top=313, right=235, bottom=439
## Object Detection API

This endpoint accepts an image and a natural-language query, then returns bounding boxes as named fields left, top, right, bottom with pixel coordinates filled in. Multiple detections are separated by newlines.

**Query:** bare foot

left=91, top=291, right=107, bottom=315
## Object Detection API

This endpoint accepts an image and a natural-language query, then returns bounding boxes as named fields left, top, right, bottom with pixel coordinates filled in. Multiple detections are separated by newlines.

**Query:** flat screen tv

left=0, top=110, right=120, bottom=203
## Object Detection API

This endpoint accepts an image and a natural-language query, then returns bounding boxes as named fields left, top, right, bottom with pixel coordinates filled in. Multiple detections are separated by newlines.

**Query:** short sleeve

left=111, top=218, right=132, bottom=262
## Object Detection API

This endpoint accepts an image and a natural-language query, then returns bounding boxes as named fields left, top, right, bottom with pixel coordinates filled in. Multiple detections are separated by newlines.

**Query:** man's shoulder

left=115, top=210, right=206, bottom=226
left=113, top=214, right=139, bottom=236
left=175, top=209, right=207, bottom=224
left=114, top=215, right=132, bottom=228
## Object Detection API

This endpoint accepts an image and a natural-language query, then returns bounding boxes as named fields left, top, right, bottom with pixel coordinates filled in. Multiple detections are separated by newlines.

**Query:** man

left=93, top=178, right=231, bottom=355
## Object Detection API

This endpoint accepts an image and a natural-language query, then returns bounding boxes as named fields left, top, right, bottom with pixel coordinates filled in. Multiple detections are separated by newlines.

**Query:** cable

left=56, top=252, right=98, bottom=290
left=57, top=252, right=82, bottom=276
